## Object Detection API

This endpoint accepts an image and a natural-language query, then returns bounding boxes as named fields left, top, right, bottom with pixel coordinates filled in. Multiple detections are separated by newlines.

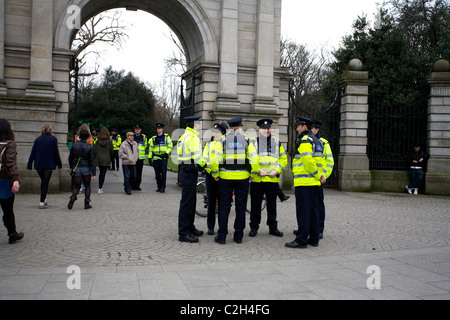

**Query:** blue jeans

left=408, top=168, right=424, bottom=189
left=122, top=164, right=136, bottom=193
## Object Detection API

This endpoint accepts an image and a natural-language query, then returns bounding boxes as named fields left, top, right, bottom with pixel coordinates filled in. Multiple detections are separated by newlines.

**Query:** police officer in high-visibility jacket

left=248, top=119, right=287, bottom=238
left=149, top=123, right=174, bottom=193
left=312, top=120, right=334, bottom=239
left=203, top=122, right=228, bottom=235
left=177, top=116, right=206, bottom=243
left=210, top=117, right=252, bottom=244
left=110, top=128, right=122, bottom=171
left=132, top=124, right=148, bottom=191
left=286, top=117, right=326, bottom=249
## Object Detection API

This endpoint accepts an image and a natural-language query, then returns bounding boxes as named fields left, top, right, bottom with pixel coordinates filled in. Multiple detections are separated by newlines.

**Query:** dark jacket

left=69, top=140, right=96, bottom=176
left=27, top=134, right=62, bottom=171
left=407, top=148, right=430, bottom=170
left=94, top=139, right=114, bottom=167
left=0, top=140, right=19, bottom=182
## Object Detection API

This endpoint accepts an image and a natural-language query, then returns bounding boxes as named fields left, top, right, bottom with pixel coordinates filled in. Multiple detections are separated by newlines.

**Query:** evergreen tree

left=70, top=67, right=157, bottom=138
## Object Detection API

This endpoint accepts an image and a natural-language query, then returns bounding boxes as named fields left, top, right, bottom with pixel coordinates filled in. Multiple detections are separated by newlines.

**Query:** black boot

left=68, top=195, right=77, bottom=210
left=84, top=199, right=92, bottom=210
left=8, top=232, right=24, bottom=244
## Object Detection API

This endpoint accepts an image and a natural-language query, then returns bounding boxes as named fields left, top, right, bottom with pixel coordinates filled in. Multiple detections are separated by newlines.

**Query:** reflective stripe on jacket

left=150, top=134, right=173, bottom=160
left=134, top=134, right=148, bottom=160
left=320, top=137, right=334, bottom=179
left=210, top=131, right=251, bottom=180
left=177, top=127, right=205, bottom=166
left=111, top=135, right=122, bottom=151
left=249, top=135, right=287, bottom=183
left=292, top=131, right=322, bottom=187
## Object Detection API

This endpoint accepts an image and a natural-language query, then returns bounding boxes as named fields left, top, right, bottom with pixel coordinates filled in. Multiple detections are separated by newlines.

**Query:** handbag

left=0, top=146, right=10, bottom=177
left=70, top=156, right=81, bottom=176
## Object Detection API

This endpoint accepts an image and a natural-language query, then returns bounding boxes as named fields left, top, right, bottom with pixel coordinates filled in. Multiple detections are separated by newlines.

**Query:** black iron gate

left=179, top=68, right=202, bottom=128
left=288, top=81, right=341, bottom=188
left=368, top=87, right=428, bottom=170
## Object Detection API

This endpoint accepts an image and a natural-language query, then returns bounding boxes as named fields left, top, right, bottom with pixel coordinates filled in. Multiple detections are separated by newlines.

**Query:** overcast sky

left=86, top=0, right=380, bottom=86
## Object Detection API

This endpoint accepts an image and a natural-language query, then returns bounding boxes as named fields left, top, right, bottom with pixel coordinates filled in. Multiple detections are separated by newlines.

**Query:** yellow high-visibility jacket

left=111, top=134, right=122, bottom=151
left=249, top=135, right=287, bottom=183
left=177, top=127, right=205, bottom=167
left=150, top=133, right=173, bottom=160
left=292, top=131, right=323, bottom=187
left=210, top=131, right=251, bottom=180
left=203, top=139, right=221, bottom=176
left=320, top=137, right=334, bottom=179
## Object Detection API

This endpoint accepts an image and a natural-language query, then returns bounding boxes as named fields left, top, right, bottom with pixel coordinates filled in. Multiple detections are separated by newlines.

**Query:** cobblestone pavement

left=0, top=166, right=449, bottom=300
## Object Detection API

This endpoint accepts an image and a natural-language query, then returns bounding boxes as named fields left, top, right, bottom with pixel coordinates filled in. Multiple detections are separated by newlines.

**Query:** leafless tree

left=153, top=31, right=187, bottom=131
left=71, top=10, right=129, bottom=79
left=280, top=38, right=331, bottom=110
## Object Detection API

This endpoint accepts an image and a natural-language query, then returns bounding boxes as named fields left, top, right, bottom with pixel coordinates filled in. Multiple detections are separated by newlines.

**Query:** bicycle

left=195, top=173, right=267, bottom=217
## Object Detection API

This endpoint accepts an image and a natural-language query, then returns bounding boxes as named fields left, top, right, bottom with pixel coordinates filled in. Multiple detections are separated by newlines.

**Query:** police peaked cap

left=110, top=128, right=118, bottom=132
left=156, top=123, right=165, bottom=128
left=134, top=124, right=142, bottom=129
left=312, top=120, right=323, bottom=128
left=227, top=117, right=243, bottom=127
left=296, top=117, right=314, bottom=126
left=213, top=122, right=228, bottom=135
left=257, top=119, right=273, bottom=128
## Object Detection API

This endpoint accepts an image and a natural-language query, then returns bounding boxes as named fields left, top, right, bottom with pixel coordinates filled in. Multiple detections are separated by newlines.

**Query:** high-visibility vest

left=210, top=131, right=251, bottom=180
left=320, top=137, right=334, bottom=179
left=249, top=135, right=288, bottom=183
left=111, top=135, right=122, bottom=151
left=203, top=139, right=221, bottom=176
left=292, top=131, right=322, bottom=187
left=311, top=134, right=327, bottom=178
left=177, top=127, right=205, bottom=166
left=134, top=133, right=148, bottom=160
left=150, top=133, right=173, bottom=160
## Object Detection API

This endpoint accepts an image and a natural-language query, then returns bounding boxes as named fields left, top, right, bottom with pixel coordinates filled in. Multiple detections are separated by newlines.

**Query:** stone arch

left=54, top=0, right=219, bottom=66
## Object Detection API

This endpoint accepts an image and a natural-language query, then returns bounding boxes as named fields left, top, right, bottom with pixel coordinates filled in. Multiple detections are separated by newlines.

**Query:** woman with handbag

left=0, top=119, right=24, bottom=244
left=68, top=129, right=96, bottom=210
left=27, top=123, right=62, bottom=209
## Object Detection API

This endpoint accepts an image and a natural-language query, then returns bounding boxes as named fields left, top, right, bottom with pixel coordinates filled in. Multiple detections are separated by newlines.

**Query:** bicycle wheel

left=195, top=192, right=208, bottom=217
left=246, top=195, right=266, bottom=214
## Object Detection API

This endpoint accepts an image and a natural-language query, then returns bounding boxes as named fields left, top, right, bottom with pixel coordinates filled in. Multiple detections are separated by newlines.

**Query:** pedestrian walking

left=203, top=122, right=228, bottom=235
left=68, top=129, right=96, bottom=210
left=119, top=132, right=139, bottom=195
left=286, top=117, right=326, bottom=249
left=149, top=123, right=173, bottom=193
left=0, top=119, right=23, bottom=244
left=27, top=123, right=62, bottom=209
left=210, top=117, right=252, bottom=244
left=93, top=128, right=114, bottom=194
left=177, top=116, right=205, bottom=243
left=248, top=119, right=287, bottom=238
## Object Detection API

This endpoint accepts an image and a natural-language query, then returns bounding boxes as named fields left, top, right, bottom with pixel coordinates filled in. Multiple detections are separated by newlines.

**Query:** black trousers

left=178, top=169, right=198, bottom=236
left=37, top=170, right=52, bottom=203
left=250, top=182, right=278, bottom=232
left=294, top=186, right=320, bottom=246
left=205, top=174, right=219, bottom=230
left=153, top=159, right=168, bottom=190
left=132, top=159, right=144, bottom=189
left=217, top=179, right=249, bottom=242
left=1, top=195, right=16, bottom=236
left=318, top=184, right=325, bottom=234
left=98, top=166, right=108, bottom=189
left=111, top=150, right=120, bottom=170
